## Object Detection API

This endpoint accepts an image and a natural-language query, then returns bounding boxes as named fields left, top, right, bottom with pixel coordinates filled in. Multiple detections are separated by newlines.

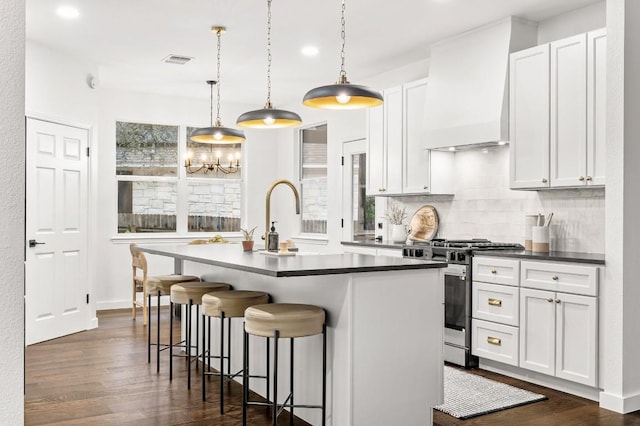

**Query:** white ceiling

left=26, top=0, right=600, bottom=107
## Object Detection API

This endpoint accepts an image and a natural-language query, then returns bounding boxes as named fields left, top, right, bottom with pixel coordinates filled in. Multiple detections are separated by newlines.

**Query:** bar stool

left=146, top=276, right=200, bottom=371
left=170, top=281, right=232, bottom=389
left=201, top=290, right=270, bottom=413
left=243, top=303, right=326, bottom=426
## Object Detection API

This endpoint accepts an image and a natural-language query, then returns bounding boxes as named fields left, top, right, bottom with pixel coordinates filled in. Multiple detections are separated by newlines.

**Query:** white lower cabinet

left=519, top=287, right=598, bottom=387
left=473, top=255, right=599, bottom=388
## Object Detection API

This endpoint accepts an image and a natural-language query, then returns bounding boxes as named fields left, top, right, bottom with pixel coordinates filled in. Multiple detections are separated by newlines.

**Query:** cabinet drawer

left=472, top=319, right=519, bottom=366
left=473, top=257, right=520, bottom=286
left=521, top=261, right=598, bottom=296
left=473, top=282, right=519, bottom=326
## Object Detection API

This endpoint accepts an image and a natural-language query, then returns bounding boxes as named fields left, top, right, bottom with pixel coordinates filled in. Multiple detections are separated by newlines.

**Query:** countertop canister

left=524, top=214, right=544, bottom=250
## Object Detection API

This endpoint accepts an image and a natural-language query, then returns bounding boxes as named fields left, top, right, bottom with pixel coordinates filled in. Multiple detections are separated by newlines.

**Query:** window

left=116, top=121, right=242, bottom=234
left=299, top=123, right=327, bottom=234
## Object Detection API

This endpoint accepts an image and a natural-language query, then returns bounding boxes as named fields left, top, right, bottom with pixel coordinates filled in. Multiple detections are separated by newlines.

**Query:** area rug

left=434, top=366, right=547, bottom=419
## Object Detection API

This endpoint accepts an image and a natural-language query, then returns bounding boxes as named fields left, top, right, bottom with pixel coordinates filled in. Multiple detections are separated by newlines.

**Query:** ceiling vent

left=162, top=54, right=194, bottom=65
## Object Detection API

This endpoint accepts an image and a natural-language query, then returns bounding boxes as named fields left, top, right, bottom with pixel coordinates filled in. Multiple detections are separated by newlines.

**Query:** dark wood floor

left=25, top=309, right=640, bottom=425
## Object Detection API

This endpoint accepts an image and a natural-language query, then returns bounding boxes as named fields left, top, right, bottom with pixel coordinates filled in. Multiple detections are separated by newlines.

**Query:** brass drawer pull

left=551, top=275, right=559, bottom=281
left=547, top=298, right=553, bottom=303
left=487, top=336, right=502, bottom=346
left=542, top=178, right=548, bottom=183
left=556, top=299, right=561, bottom=304
left=490, top=269, right=497, bottom=274
left=488, top=298, right=502, bottom=307
left=586, top=176, right=593, bottom=181
left=578, top=176, right=585, bottom=182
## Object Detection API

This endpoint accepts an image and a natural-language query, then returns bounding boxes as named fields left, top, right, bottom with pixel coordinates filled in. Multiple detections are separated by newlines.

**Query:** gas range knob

left=415, top=249, right=424, bottom=257
left=457, top=252, right=466, bottom=262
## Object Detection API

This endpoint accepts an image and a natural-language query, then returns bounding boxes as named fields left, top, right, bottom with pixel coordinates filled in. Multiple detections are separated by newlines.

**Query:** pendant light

left=190, top=26, right=246, bottom=144
left=237, top=0, right=302, bottom=128
left=302, top=0, right=383, bottom=110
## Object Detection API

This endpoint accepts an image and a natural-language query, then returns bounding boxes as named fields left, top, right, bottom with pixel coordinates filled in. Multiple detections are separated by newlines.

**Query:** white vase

left=390, top=224, right=406, bottom=243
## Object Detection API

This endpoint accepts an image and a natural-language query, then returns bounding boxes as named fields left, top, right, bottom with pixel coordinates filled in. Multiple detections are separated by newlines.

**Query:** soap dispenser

left=267, top=221, right=279, bottom=252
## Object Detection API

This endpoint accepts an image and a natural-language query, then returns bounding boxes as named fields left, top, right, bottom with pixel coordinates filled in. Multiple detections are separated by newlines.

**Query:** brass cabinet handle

left=490, top=269, right=497, bottom=274
left=488, top=298, right=502, bottom=307
left=551, top=275, right=558, bottom=281
left=586, top=176, right=593, bottom=181
left=578, top=176, right=585, bottom=181
left=556, top=299, right=561, bottom=304
left=547, top=298, right=553, bottom=303
left=487, top=336, right=502, bottom=346
left=542, top=178, right=548, bottom=183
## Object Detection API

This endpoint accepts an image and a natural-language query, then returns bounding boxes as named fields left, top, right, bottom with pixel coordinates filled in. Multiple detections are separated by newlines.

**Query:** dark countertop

left=341, top=240, right=405, bottom=250
left=136, top=244, right=446, bottom=277
left=473, top=249, right=605, bottom=265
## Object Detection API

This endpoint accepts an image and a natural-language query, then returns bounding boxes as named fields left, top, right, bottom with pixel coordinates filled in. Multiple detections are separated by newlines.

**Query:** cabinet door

left=587, top=29, right=606, bottom=186
left=403, top=78, right=429, bottom=194
left=510, top=44, right=550, bottom=189
left=384, top=86, right=403, bottom=194
left=550, top=34, right=587, bottom=188
left=555, top=292, right=598, bottom=386
left=519, top=288, right=555, bottom=375
left=366, top=105, right=385, bottom=195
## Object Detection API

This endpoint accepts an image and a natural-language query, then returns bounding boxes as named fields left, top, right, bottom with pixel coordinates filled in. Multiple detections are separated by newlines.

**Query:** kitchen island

left=136, top=244, right=446, bottom=426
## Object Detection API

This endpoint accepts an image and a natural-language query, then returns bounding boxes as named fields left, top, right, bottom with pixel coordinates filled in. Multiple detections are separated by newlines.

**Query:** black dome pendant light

left=237, top=0, right=302, bottom=129
left=190, top=26, right=246, bottom=144
left=302, top=0, right=383, bottom=110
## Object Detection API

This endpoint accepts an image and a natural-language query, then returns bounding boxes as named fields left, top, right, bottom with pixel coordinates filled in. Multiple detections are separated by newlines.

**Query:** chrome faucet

left=263, top=179, right=301, bottom=249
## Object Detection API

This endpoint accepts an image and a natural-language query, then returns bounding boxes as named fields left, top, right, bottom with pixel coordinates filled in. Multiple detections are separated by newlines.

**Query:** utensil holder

left=532, top=226, right=550, bottom=253
left=525, top=214, right=544, bottom=250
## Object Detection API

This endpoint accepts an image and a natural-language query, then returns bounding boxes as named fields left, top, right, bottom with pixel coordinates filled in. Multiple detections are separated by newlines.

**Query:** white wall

left=0, top=0, right=25, bottom=423
left=537, top=1, right=606, bottom=44
left=600, top=0, right=640, bottom=414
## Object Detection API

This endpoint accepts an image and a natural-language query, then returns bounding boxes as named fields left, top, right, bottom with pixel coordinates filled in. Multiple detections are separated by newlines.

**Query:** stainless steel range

left=402, top=239, right=523, bottom=368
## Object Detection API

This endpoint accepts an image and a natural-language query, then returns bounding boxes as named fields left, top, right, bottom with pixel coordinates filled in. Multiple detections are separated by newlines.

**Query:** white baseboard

left=96, top=295, right=171, bottom=311
left=599, top=390, right=640, bottom=414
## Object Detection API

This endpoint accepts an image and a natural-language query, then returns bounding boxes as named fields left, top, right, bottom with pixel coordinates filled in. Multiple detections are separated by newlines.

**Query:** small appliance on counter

left=403, top=238, right=524, bottom=368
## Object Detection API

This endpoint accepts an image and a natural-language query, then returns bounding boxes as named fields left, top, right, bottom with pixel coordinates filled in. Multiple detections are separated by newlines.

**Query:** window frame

left=296, top=121, right=328, bottom=237
left=114, top=121, right=244, bottom=238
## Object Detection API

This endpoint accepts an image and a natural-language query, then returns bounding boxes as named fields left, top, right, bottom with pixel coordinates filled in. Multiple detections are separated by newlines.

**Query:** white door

left=587, top=29, right=607, bottom=186
left=366, top=105, right=384, bottom=195
left=25, top=118, right=90, bottom=345
left=342, top=139, right=372, bottom=242
left=384, top=86, right=403, bottom=194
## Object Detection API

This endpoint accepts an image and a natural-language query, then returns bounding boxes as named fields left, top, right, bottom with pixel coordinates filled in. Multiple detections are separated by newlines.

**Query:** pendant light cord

left=209, top=81, right=214, bottom=126
left=339, top=0, right=347, bottom=81
left=266, top=0, right=272, bottom=107
left=216, top=28, right=222, bottom=126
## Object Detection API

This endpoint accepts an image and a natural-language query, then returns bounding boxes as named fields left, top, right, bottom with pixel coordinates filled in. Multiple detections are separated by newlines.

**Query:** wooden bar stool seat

left=243, top=303, right=327, bottom=426
left=169, top=281, right=232, bottom=389
left=201, top=290, right=270, bottom=413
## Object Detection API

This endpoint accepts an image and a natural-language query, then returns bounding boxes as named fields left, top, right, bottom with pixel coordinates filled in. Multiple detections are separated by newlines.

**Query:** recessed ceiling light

left=498, top=141, right=507, bottom=146
left=56, top=5, right=80, bottom=19
left=301, top=46, right=319, bottom=57
left=448, top=147, right=456, bottom=152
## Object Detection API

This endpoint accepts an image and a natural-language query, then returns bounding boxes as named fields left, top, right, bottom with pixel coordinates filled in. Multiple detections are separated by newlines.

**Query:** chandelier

left=184, top=145, right=240, bottom=175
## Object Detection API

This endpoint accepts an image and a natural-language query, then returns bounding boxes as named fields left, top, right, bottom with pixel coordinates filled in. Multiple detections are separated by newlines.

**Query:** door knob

left=28, top=239, right=45, bottom=248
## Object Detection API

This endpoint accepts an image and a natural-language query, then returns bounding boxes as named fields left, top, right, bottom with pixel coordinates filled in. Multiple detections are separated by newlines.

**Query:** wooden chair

left=130, top=243, right=199, bottom=326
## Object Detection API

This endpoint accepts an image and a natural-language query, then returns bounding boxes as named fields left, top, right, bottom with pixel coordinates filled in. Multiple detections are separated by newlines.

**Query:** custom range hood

left=423, top=17, right=537, bottom=150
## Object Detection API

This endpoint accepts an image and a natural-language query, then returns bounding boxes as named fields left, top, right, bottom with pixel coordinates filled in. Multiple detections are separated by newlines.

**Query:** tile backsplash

left=384, top=145, right=604, bottom=253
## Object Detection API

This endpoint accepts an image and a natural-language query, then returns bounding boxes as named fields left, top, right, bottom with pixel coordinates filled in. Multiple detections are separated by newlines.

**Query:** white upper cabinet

left=367, top=78, right=454, bottom=196
left=550, top=34, right=587, bottom=187
left=509, top=44, right=550, bottom=189
left=510, top=29, right=606, bottom=190
left=587, top=29, right=607, bottom=186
